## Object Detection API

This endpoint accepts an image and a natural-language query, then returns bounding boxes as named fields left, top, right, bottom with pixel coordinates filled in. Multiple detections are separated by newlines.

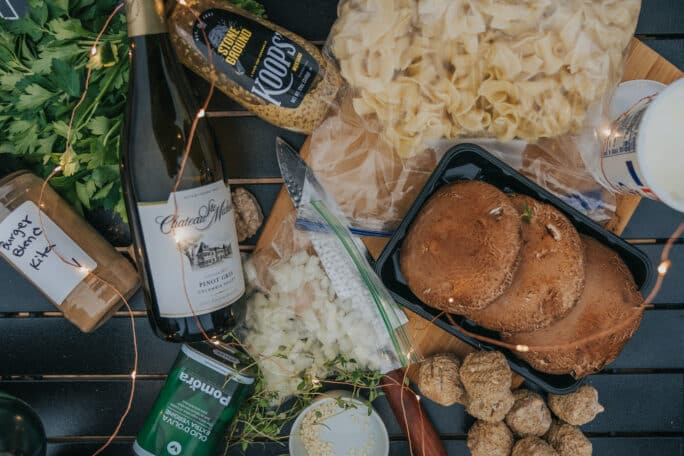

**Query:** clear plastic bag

left=242, top=204, right=417, bottom=401
left=306, top=0, right=639, bottom=232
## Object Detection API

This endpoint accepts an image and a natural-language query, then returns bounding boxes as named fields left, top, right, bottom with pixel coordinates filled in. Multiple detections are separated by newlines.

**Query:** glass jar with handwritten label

left=0, top=171, right=140, bottom=332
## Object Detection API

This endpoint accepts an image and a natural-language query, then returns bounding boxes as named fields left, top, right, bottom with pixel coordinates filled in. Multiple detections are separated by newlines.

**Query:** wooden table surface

left=1, top=1, right=683, bottom=455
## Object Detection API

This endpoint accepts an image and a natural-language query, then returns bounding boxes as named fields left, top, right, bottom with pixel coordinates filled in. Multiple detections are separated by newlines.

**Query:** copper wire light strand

left=63, top=3, right=125, bottom=165
left=443, top=222, right=684, bottom=354
left=34, top=4, right=137, bottom=456
left=91, top=280, right=139, bottom=456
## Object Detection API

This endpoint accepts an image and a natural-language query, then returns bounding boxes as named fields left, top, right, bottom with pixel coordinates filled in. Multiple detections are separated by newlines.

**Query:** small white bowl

left=289, top=391, right=390, bottom=456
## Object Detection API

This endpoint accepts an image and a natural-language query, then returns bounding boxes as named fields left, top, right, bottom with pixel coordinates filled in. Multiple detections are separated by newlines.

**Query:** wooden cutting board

left=256, top=38, right=683, bottom=383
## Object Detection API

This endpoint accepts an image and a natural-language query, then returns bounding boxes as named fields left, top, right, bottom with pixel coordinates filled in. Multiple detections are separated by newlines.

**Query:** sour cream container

left=599, top=78, right=684, bottom=212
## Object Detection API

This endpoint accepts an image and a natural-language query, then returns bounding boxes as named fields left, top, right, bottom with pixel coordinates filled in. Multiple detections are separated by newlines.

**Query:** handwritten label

left=137, top=181, right=245, bottom=318
left=0, top=201, right=97, bottom=305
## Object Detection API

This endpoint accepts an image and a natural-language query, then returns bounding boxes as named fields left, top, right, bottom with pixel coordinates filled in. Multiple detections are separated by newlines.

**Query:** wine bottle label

left=137, top=181, right=245, bottom=318
left=193, top=9, right=320, bottom=108
left=0, top=201, right=97, bottom=305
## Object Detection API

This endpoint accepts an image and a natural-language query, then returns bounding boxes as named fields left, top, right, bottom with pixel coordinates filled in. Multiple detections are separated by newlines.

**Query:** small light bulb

left=79, top=265, right=90, bottom=274
left=601, top=128, right=612, bottom=138
left=447, top=297, right=454, bottom=303
left=516, top=344, right=530, bottom=353
left=311, top=377, right=320, bottom=385
left=90, top=46, right=97, bottom=56
left=197, top=109, right=206, bottom=118
left=178, top=0, right=186, bottom=4
left=54, top=165, right=63, bottom=173
left=415, top=395, right=421, bottom=402
left=658, top=260, right=671, bottom=276
left=212, top=339, right=220, bottom=346
left=131, top=370, right=137, bottom=379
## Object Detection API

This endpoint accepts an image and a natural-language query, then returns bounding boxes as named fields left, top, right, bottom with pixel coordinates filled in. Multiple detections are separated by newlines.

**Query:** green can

left=133, top=342, right=254, bottom=456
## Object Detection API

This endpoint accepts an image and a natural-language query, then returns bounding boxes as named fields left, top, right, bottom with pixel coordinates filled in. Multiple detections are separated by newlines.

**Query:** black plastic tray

left=374, top=144, right=655, bottom=394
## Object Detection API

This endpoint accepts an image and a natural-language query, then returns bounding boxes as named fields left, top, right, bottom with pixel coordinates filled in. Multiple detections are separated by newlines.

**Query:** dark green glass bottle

left=120, top=0, right=246, bottom=342
left=0, top=392, right=46, bottom=456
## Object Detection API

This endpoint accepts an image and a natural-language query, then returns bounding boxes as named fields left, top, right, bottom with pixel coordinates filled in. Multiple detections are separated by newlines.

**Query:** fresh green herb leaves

left=233, top=0, right=267, bottom=17
left=1, top=0, right=265, bottom=223
left=521, top=202, right=534, bottom=223
left=0, top=0, right=128, bottom=218
left=226, top=350, right=383, bottom=451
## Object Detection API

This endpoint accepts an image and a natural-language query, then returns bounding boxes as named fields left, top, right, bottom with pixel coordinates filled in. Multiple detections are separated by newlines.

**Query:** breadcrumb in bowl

left=289, top=391, right=389, bottom=456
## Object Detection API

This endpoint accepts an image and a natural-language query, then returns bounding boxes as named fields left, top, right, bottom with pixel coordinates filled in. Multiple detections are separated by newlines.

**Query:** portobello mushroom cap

left=503, top=236, right=644, bottom=378
left=465, top=195, right=585, bottom=332
left=400, top=181, right=522, bottom=313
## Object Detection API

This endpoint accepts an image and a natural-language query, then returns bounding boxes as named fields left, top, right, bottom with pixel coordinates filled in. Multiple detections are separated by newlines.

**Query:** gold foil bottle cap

left=124, top=0, right=166, bottom=37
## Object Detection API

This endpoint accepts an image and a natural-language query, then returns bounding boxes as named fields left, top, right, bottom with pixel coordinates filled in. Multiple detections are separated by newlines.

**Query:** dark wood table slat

left=623, top=197, right=684, bottom=240
left=1, top=309, right=683, bottom=376
left=211, top=117, right=306, bottom=179
left=609, top=308, right=684, bottom=369
left=45, top=437, right=684, bottom=456
left=0, top=318, right=178, bottom=376
left=637, top=244, right=684, bottom=304
left=637, top=2, right=684, bottom=36
left=3, top=374, right=682, bottom=440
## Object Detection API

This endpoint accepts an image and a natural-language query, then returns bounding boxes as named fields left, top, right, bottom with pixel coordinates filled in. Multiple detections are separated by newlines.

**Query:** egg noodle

left=329, top=0, right=640, bottom=157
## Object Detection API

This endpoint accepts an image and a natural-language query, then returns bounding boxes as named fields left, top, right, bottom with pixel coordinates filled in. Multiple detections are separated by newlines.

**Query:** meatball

left=418, top=353, right=468, bottom=406
left=461, top=351, right=514, bottom=422
left=545, top=421, right=592, bottom=456
left=461, top=351, right=513, bottom=394
left=467, top=420, right=514, bottom=456
left=505, top=389, right=552, bottom=436
left=548, top=385, right=604, bottom=426
left=466, top=392, right=516, bottom=423
left=512, top=436, right=558, bottom=456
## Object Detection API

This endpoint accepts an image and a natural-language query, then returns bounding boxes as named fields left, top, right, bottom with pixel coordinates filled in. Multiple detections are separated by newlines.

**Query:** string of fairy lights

left=31, top=1, right=682, bottom=454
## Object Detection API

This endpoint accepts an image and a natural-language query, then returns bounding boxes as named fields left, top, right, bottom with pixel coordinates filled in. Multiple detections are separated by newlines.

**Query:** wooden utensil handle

left=381, top=369, right=447, bottom=456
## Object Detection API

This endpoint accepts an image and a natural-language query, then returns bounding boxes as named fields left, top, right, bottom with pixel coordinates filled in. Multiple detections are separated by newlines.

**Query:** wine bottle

left=120, top=0, right=245, bottom=342
left=0, top=392, right=46, bottom=456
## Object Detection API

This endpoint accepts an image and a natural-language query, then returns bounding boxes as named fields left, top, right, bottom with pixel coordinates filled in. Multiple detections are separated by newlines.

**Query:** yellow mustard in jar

left=168, top=0, right=341, bottom=134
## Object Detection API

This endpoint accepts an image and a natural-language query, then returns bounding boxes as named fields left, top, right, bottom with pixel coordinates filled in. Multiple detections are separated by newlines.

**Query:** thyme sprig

left=225, top=354, right=383, bottom=453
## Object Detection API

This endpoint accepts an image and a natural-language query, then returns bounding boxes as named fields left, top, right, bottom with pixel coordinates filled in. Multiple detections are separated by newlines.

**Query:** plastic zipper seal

left=310, top=199, right=419, bottom=368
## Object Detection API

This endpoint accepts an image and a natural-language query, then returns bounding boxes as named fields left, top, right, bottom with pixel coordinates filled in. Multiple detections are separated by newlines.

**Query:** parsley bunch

left=0, top=0, right=265, bottom=223
left=1, top=0, right=129, bottom=218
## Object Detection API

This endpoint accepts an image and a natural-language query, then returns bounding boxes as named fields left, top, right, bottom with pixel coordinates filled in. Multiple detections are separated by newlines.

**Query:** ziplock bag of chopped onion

left=242, top=206, right=418, bottom=403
